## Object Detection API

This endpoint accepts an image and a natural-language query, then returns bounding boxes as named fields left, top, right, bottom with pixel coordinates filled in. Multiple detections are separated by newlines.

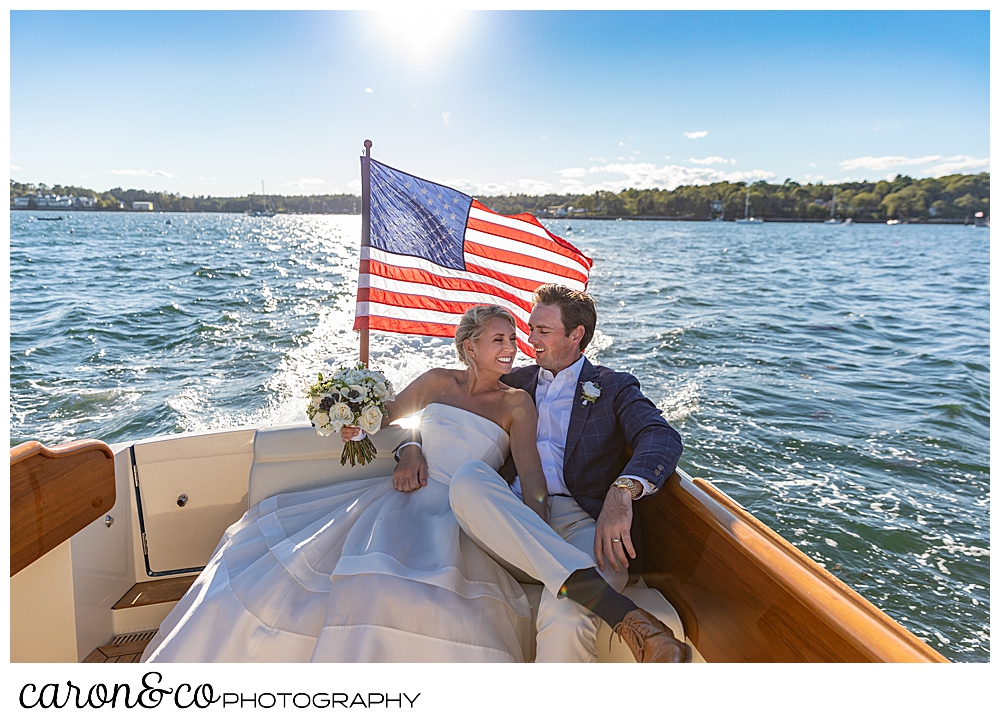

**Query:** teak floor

left=83, top=575, right=197, bottom=663
left=82, top=631, right=157, bottom=663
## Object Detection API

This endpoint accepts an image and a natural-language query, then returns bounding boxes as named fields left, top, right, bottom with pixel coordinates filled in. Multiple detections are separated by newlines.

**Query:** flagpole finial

left=364, top=140, right=372, bottom=156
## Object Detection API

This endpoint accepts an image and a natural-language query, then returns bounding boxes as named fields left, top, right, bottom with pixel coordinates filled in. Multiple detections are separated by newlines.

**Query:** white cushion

left=249, top=423, right=408, bottom=506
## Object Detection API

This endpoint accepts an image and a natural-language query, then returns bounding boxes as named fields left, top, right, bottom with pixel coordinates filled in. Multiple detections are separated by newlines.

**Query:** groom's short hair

left=532, top=284, right=597, bottom=351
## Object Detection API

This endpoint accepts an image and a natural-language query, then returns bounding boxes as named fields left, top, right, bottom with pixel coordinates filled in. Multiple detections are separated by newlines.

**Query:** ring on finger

left=611, top=537, right=621, bottom=543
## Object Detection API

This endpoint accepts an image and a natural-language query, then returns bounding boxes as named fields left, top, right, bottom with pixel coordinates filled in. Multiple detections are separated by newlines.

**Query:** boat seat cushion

left=249, top=423, right=408, bottom=507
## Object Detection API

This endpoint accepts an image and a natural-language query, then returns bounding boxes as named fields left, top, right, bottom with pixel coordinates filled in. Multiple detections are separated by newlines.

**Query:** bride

left=142, top=305, right=548, bottom=662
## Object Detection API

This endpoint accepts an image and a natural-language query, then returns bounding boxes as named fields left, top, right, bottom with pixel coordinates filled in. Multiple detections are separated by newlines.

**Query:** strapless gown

left=142, top=404, right=532, bottom=662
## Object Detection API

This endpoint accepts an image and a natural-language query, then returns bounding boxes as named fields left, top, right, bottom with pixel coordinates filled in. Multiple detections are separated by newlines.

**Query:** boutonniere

left=580, top=381, right=601, bottom=406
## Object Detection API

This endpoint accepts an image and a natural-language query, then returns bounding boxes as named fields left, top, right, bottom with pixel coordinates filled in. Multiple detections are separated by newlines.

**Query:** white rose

left=583, top=381, right=601, bottom=398
left=316, top=423, right=335, bottom=437
left=372, top=381, right=388, bottom=400
left=359, top=405, right=383, bottom=434
left=330, top=402, right=354, bottom=427
left=312, top=396, right=322, bottom=407
left=312, top=411, right=331, bottom=428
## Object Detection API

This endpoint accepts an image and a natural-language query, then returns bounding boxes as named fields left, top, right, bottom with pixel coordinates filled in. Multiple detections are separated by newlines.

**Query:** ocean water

left=9, top=211, right=989, bottom=662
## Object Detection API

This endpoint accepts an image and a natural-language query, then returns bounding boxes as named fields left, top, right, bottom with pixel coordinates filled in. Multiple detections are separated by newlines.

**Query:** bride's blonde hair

left=455, top=305, right=517, bottom=366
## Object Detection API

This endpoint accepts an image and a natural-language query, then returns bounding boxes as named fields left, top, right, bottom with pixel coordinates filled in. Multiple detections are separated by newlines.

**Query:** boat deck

left=83, top=576, right=197, bottom=662
left=83, top=631, right=158, bottom=663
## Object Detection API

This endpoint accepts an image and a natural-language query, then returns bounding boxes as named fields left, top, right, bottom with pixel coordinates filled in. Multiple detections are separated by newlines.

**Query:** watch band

left=612, top=477, right=641, bottom=500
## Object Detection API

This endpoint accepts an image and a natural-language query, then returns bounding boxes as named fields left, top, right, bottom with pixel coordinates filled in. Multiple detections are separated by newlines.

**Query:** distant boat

left=246, top=181, right=277, bottom=217
left=36, top=216, right=63, bottom=221
left=824, top=187, right=842, bottom=224
left=735, top=188, right=763, bottom=224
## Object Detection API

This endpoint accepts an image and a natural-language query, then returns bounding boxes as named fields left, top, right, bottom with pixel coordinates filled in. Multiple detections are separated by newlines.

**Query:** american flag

left=354, top=159, right=592, bottom=357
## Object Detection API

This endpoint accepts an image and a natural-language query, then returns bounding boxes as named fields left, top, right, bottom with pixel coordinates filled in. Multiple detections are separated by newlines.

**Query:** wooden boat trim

left=10, top=438, right=114, bottom=466
left=10, top=439, right=116, bottom=576
left=639, top=472, right=948, bottom=662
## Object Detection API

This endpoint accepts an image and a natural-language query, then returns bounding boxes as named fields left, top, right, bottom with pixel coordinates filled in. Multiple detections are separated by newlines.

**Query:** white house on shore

left=12, top=194, right=98, bottom=209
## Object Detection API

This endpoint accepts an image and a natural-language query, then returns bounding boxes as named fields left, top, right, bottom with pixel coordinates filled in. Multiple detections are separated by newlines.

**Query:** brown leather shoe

left=612, top=609, right=693, bottom=663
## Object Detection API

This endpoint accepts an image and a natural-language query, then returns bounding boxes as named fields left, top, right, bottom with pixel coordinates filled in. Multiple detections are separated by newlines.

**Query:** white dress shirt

left=512, top=355, right=653, bottom=500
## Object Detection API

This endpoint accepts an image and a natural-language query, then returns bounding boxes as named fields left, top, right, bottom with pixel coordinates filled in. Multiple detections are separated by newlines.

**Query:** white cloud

left=683, top=131, right=708, bottom=139
left=10, top=163, right=21, bottom=171
left=365, top=87, right=373, bottom=93
left=838, top=153, right=989, bottom=177
left=108, top=169, right=174, bottom=178
left=924, top=155, right=990, bottom=176
left=689, top=156, right=730, bottom=165
left=442, top=112, right=451, bottom=127
left=439, top=178, right=510, bottom=196
left=839, top=155, right=941, bottom=171
left=434, top=162, right=777, bottom=198
left=346, top=179, right=362, bottom=193
left=554, top=162, right=774, bottom=194
left=517, top=178, right=556, bottom=195
left=283, top=178, right=325, bottom=190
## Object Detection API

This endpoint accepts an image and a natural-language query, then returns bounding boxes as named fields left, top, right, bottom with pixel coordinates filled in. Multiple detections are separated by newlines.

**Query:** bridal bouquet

left=305, top=363, right=395, bottom=466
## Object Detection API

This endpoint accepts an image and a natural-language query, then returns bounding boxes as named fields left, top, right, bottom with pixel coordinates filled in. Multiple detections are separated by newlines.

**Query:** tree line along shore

left=10, top=173, right=989, bottom=222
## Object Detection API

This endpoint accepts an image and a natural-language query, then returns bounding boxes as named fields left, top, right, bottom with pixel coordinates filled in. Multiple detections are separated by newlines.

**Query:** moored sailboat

left=245, top=180, right=277, bottom=217
left=734, top=186, right=763, bottom=224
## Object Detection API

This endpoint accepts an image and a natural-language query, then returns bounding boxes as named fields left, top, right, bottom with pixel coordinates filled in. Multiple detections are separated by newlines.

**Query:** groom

left=394, top=284, right=689, bottom=663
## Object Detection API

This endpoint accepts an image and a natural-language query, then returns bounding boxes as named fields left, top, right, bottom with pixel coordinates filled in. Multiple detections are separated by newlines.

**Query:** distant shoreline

left=10, top=207, right=986, bottom=225
left=12, top=171, right=989, bottom=224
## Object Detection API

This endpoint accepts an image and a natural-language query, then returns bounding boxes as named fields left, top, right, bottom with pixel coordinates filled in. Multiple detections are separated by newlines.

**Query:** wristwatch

left=612, top=477, right=641, bottom=500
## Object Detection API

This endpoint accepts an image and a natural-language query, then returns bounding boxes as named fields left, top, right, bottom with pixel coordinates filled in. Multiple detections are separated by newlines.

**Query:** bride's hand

left=341, top=426, right=361, bottom=443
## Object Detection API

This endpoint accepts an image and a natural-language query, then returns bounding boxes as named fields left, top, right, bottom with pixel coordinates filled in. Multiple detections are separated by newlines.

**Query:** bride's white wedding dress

left=142, top=403, right=532, bottom=662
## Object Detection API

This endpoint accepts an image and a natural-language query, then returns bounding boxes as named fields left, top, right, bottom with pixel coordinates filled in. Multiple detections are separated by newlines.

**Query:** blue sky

left=10, top=10, right=990, bottom=198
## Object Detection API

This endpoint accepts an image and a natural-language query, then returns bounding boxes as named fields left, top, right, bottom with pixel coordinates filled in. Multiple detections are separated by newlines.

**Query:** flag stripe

left=464, top=240, right=589, bottom=285
left=467, top=214, right=590, bottom=269
left=464, top=226, right=591, bottom=277
left=362, top=249, right=540, bottom=303
left=358, top=271, right=533, bottom=314
left=465, top=258, right=587, bottom=293
left=358, top=287, right=531, bottom=334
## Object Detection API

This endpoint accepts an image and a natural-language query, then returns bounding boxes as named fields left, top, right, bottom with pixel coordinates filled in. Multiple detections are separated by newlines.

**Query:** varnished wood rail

left=639, top=472, right=948, bottom=662
left=10, top=439, right=116, bottom=576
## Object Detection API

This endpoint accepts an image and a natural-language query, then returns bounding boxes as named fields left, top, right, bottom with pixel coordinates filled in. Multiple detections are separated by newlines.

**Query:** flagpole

left=359, top=139, right=372, bottom=367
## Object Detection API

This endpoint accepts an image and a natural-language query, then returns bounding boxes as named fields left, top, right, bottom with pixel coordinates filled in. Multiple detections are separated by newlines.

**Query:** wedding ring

left=611, top=537, right=621, bottom=543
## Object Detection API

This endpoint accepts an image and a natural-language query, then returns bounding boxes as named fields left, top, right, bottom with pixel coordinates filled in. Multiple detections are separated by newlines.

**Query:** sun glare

left=373, top=9, right=468, bottom=60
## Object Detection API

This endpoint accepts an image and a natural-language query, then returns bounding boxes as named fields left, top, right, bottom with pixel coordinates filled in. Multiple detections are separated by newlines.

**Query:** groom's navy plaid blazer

left=497, top=357, right=683, bottom=572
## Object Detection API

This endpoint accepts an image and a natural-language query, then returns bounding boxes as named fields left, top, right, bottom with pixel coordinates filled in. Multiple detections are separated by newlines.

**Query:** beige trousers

left=449, top=460, right=629, bottom=663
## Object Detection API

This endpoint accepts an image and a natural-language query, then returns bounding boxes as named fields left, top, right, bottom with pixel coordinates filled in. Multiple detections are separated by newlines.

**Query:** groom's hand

left=393, top=445, right=428, bottom=492
left=594, top=486, right=636, bottom=573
